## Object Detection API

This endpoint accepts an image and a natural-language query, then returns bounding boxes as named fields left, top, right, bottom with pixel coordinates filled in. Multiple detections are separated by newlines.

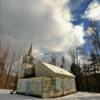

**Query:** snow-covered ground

left=0, top=89, right=100, bottom=100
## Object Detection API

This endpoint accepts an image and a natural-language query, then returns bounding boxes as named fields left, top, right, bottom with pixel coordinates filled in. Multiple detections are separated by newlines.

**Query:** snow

left=0, top=89, right=100, bottom=100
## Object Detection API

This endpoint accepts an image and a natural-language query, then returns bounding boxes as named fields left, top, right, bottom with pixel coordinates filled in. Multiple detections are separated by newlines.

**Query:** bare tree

left=3, top=52, right=15, bottom=88
left=61, top=56, right=65, bottom=69
left=0, top=45, right=9, bottom=77
left=87, top=21, right=100, bottom=73
left=67, top=34, right=80, bottom=66
left=50, top=55, right=57, bottom=66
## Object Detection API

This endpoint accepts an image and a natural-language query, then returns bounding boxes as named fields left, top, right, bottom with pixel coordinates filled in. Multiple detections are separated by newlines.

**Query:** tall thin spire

left=28, top=43, right=32, bottom=56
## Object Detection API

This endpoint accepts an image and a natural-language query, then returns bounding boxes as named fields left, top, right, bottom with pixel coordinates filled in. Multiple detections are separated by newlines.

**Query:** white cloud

left=65, top=24, right=85, bottom=47
left=0, top=0, right=85, bottom=66
left=84, top=0, right=100, bottom=20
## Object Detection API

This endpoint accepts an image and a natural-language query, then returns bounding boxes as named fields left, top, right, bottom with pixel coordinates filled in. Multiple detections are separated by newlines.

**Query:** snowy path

left=0, top=89, right=100, bottom=100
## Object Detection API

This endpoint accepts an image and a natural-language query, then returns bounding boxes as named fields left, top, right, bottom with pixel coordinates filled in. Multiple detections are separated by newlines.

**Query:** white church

left=17, top=44, right=76, bottom=98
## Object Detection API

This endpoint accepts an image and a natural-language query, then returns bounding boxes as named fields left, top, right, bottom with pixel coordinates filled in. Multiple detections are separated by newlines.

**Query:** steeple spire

left=28, top=43, right=32, bottom=56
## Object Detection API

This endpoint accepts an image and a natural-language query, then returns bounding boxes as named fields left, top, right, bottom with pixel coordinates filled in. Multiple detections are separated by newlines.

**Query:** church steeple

left=22, top=43, right=34, bottom=64
left=28, top=43, right=32, bottom=56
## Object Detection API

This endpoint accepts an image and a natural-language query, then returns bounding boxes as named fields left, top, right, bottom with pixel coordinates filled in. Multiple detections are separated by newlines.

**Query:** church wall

left=16, top=77, right=76, bottom=98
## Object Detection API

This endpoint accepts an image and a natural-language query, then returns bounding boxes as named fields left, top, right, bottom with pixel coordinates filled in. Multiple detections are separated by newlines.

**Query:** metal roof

left=35, top=61, right=75, bottom=77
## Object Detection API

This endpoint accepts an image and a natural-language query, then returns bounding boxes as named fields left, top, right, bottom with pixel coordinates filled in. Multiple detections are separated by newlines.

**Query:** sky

left=0, top=0, right=100, bottom=67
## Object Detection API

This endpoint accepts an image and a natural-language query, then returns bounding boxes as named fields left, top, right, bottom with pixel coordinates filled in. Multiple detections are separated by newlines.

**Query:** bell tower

left=19, top=43, right=35, bottom=78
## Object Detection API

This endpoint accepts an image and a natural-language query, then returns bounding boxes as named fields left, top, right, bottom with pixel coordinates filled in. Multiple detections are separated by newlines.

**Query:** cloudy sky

left=0, top=0, right=100, bottom=65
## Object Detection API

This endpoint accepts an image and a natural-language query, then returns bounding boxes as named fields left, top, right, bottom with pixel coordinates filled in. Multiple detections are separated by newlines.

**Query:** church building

left=17, top=44, right=76, bottom=98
